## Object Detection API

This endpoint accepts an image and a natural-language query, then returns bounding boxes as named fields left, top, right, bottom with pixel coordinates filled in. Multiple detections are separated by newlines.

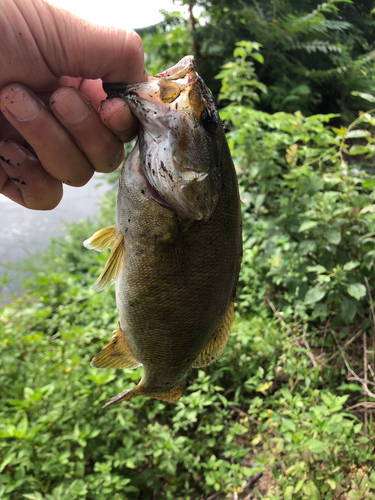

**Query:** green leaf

left=325, top=228, right=341, bottom=245
left=252, top=53, right=264, bottom=64
left=299, top=239, right=316, bottom=255
left=343, top=261, right=359, bottom=271
left=363, top=179, right=375, bottom=188
left=303, top=480, right=320, bottom=500
left=281, top=418, right=296, bottom=432
left=299, top=220, right=319, bottom=232
left=345, top=129, right=371, bottom=138
left=307, top=265, right=326, bottom=274
left=255, top=194, right=266, bottom=210
left=284, top=485, right=294, bottom=500
left=312, top=302, right=329, bottom=319
left=349, top=145, right=369, bottom=155
left=351, top=90, right=375, bottom=102
left=294, top=477, right=306, bottom=493
left=325, top=478, right=337, bottom=490
left=305, top=439, right=327, bottom=454
left=251, top=434, right=262, bottom=445
left=347, top=283, right=366, bottom=300
left=14, top=415, right=28, bottom=439
left=341, top=299, right=357, bottom=323
left=23, top=494, right=44, bottom=500
left=0, top=452, right=16, bottom=473
left=304, top=287, right=326, bottom=305
left=364, top=251, right=375, bottom=269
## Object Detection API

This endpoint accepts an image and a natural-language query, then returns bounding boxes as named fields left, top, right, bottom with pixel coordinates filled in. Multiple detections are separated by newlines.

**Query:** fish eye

left=200, top=108, right=219, bottom=135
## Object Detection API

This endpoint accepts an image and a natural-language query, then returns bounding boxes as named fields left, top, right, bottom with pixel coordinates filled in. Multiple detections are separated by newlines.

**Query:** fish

left=84, top=56, right=242, bottom=407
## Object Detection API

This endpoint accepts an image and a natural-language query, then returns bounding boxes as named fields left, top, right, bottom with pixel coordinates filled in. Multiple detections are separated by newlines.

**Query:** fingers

left=0, top=84, right=93, bottom=186
left=0, top=84, right=126, bottom=190
left=0, top=140, right=63, bottom=210
left=99, top=98, right=139, bottom=143
left=76, top=78, right=139, bottom=142
left=49, top=86, right=125, bottom=173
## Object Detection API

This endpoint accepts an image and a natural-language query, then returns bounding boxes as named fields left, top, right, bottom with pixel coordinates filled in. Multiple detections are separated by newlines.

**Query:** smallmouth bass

left=84, top=56, right=242, bottom=407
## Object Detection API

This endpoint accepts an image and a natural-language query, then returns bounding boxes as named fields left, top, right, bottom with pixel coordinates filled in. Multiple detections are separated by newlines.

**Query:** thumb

left=12, top=0, right=147, bottom=86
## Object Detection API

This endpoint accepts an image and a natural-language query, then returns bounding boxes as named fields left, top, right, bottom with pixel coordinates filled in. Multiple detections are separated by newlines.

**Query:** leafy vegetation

left=144, top=0, right=375, bottom=119
left=1, top=211, right=374, bottom=499
left=221, top=42, right=375, bottom=331
left=1, top=3, right=375, bottom=499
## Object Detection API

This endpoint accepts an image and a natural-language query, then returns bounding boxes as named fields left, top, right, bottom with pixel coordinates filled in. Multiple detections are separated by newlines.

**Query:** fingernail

left=106, top=102, right=134, bottom=133
left=100, top=98, right=128, bottom=129
left=0, top=140, right=28, bottom=167
left=51, top=88, right=91, bottom=124
left=111, top=148, right=124, bottom=170
left=0, top=86, right=40, bottom=121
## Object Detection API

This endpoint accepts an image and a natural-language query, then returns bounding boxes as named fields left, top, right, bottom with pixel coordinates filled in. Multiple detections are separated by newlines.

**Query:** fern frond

left=290, top=41, right=343, bottom=54
left=275, top=1, right=353, bottom=43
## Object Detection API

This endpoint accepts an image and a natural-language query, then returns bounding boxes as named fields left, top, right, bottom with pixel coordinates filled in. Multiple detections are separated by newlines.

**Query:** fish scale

left=84, top=56, right=242, bottom=407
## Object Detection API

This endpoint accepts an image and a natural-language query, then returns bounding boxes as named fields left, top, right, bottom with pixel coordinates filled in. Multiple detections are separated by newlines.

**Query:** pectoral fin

left=83, top=225, right=116, bottom=251
left=91, top=327, right=140, bottom=370
left=192, top=300, right=235, bottom=368
left=92, top=234, right=125, bottom=291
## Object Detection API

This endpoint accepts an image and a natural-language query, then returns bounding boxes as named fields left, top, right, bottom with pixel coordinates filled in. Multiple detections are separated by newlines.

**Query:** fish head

left=103, top=56, right=224, bottom=221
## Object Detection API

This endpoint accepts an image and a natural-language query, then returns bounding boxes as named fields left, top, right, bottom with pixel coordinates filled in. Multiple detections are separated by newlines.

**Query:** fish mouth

left=102, top=56, right=196, bottom=97
left=103, top=56, right=220, bottom=221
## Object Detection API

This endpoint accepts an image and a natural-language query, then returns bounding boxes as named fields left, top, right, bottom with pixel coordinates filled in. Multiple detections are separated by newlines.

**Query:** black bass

left=84, top=56, right=242, bottom=407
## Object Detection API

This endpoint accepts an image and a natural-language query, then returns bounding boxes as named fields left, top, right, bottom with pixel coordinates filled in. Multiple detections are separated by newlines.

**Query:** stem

left=188, top=0, right=200, bottom=71
left=364, top=277, right=375, bottom=382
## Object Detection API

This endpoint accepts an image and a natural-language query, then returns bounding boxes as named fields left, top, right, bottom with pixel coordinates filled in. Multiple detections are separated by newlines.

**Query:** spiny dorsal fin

left=93, top=234, right=125, bottom=291
left=83, top=225, right=116, bottom=252
left=192, top=300, right=235, bottom=368
left=91, top=329, right=140, bottom=370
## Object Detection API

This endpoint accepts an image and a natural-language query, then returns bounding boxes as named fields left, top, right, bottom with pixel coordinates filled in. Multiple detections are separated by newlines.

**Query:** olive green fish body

left=84, top=56, right=242, bottom=406
left=116, top=140, right=241, bottom=395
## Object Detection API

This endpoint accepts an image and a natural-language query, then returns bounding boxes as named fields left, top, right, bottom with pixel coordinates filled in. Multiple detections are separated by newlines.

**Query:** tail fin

left=103, top=384, right=143, bottom=408
left=103, top=380, right=184, bottom=408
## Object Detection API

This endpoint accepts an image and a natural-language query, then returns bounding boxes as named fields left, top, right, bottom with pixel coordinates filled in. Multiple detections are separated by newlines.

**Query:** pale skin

left=0, top=0, right=147, bottom=210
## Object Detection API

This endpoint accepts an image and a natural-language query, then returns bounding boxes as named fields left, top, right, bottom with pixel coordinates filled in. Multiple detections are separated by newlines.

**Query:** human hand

left=0, top=0, right=147, bottom=210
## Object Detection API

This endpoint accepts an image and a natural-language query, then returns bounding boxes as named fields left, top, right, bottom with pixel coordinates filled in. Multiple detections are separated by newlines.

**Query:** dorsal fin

left=192, top=300, right=235, bottom=368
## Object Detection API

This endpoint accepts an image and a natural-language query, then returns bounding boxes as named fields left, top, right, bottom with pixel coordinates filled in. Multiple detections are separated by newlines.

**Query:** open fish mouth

left=102, top=56, right=195, bottom=95
left=103, top=57, right=222, bottom=221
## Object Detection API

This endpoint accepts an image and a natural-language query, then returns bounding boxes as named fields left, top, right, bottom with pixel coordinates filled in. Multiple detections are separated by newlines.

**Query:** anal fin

left=91, top=327, right=140, bottom=370
left=149, top=382, right=184, bottom=403
left=83, top=225, right=116, bottom=251
left=92, top=234, right=125, bottom=291
left=192, top=300, right=235, bottom=368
